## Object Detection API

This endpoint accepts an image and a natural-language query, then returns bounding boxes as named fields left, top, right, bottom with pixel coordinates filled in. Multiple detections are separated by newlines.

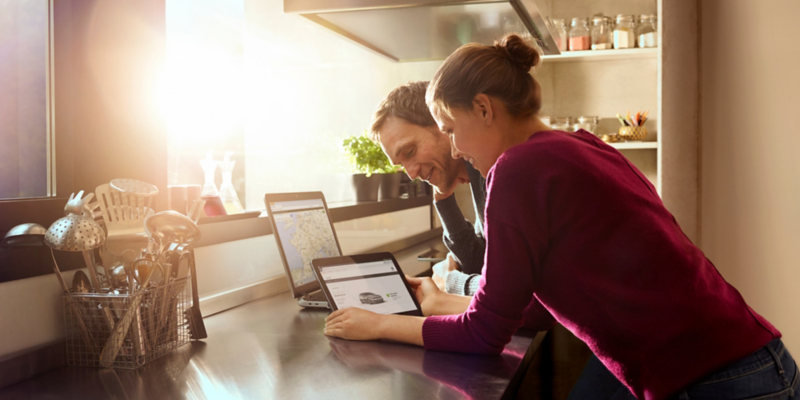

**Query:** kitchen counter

left=0, top=291, right=545, bottom=400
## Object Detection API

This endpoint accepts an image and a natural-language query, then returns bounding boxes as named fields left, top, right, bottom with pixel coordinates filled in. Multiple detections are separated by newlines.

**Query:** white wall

left=241, top=0, right=443, bottom=206
left=700, top=0, right=800, bottom=352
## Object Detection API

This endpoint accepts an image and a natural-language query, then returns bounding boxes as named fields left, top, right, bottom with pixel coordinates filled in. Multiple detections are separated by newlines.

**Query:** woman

left=324, top=34, right=797, bottom=400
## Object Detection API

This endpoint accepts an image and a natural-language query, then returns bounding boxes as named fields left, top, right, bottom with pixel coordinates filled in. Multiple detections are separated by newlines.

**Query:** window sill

left=194, top=195, right=433, bottom=248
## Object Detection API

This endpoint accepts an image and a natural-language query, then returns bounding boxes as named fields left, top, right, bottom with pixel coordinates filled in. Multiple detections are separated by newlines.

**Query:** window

left=163, top=0, right=441, bottom=211
left=0, top=0, right=54, bottom=200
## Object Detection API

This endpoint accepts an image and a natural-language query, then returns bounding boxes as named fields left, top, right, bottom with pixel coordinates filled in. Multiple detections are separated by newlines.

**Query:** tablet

left=311, top=253, right=423, bottom=316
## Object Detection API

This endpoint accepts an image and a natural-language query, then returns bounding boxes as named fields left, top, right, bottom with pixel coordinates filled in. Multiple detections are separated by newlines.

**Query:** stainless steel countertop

left=0, top=292, right=543, bottom=400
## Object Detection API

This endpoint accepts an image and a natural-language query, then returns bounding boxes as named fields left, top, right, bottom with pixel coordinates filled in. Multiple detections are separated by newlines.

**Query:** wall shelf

left=610, top=141, right=658, bottom=150
left=542, top=48, right=657, bottom=63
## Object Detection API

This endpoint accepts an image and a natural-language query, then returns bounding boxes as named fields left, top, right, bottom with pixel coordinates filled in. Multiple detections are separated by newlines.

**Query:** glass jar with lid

left=613, top=15, right=636, bottom=49
left=568, top=18, right=590, bottom=51
left=551, top=18, right=568, bottom=52
left=574, top=116, right=599, bottom=135
left=590, top=16, right=612, bottom=50
left=637, top=15, right=658, bottom=48
left=551, top=117, right=572, bottom=131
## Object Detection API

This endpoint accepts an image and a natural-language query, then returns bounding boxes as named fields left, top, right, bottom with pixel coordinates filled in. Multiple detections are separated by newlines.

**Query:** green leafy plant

left=342, top=133, right=402, bottom=176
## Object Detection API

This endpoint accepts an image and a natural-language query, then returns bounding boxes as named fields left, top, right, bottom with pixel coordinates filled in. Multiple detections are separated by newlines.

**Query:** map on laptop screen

left=269, top=199, right=340, bottom=287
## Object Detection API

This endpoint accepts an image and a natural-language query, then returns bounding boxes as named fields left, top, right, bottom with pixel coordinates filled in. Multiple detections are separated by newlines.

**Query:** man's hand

left=431, top=254, right=459, bottom=292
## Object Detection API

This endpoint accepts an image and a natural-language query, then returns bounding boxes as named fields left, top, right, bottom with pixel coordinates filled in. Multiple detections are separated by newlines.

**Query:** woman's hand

left=324, top=308, right=385, bottom=341
left=407, top=275, right=473, bottom=316
left=406, top=275, right=443, bottom=316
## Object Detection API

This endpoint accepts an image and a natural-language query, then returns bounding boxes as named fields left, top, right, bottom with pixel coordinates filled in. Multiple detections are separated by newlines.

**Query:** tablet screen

left=316, top=258, right=419, bottom=315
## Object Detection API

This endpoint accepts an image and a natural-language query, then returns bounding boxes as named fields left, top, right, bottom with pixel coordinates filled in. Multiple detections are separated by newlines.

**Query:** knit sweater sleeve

left=422, top=218, right=541, bottom=354
left=445, top=270, right=482, bottom=296
left=434, top=195, right=486, bottom=275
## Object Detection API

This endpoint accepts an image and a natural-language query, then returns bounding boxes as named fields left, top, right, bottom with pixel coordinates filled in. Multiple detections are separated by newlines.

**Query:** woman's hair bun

left=494, top=34, right=541, bottom=72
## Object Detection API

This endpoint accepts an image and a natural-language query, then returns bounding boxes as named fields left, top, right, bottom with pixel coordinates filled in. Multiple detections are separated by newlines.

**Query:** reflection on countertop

left=0, top=292, right=542, bottom=400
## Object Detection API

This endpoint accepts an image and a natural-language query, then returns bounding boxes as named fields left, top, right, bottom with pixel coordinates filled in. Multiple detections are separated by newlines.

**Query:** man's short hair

left=369, top=81, right=437, bottom=141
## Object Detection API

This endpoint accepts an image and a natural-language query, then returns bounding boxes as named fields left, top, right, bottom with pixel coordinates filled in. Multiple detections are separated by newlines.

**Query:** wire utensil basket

left=63, top=276, right=191, bottom=369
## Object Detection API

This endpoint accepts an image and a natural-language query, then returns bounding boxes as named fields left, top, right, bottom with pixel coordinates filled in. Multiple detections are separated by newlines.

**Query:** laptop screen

left=267, top=198, right=341, bottom=288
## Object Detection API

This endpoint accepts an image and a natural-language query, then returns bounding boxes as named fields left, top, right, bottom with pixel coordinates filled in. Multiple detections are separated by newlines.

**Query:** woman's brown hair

left=426, top=34, right=542, bottom=119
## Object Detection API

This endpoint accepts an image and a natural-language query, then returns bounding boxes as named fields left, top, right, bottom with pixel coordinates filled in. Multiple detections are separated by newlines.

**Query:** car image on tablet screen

left=359, top=292, right=385, bottom=305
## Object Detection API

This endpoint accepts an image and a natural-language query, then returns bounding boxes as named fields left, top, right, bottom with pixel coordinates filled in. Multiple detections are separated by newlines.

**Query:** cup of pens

left=616, top=111, right=648, bottom=141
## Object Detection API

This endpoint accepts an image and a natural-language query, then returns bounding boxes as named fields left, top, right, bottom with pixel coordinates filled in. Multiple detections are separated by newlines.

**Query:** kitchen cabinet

left=538, top=0, right=699, bottom=242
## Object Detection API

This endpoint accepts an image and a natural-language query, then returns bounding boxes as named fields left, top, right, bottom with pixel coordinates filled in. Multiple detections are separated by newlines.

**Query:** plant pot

left=379, top=173, right=403, bottom=201
left=351, top=173, right=381, bottom=202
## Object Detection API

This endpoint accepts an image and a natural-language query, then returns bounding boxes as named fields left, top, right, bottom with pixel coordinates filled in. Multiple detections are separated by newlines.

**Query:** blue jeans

left=568, top=338, right=798, bottom=399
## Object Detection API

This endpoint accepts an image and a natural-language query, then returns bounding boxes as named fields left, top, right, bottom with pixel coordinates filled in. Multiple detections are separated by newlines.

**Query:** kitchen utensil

left=95, top=182, right=156, bottom=261
left=72, top=270, right=92, bottom=293
left=181, top=247, right=207, bottom=340
left=123, top=249, right=148, bottom=356
left=45, top=214, right=106, bottom=290
left=110, top=179, right=159, bottom=221
left=110, top=179, right=159, bottom=197
left=64, top=190, right=97, bottom=217
left=133, top=257, right=161, bottom=349
left=1, top=223, right=46, bottom=247
left=50, top=248, right=98, bottom=355
left=45, top=210, right=118, bottom=334
left=100, top=262, right=159, bottom=367
left=109, top=263, right=127, bottom=288
left=144, top=211, right=206, bottom=339
left=187, top=199, right=206, bottom=224
left=145, top=211, right=202, bottom=246
left=155, top=263, right=174, bottom=339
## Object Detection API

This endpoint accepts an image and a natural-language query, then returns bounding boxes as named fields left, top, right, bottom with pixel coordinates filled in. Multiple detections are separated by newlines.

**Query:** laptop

left=264, top=192, right=342, bottom=308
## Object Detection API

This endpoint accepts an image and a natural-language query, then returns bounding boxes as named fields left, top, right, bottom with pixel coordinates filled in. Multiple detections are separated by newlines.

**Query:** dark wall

left=60, top=0, right=168, bottom=208
left=0, top=0, right=168, bottom=282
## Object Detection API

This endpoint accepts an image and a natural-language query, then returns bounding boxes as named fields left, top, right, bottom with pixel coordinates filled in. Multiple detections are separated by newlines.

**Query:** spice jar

left=637, top=15, right=658, bottom=48
left=551, top=117, right=572, bottom=131
left=590, top=16, right=612, bottom=50
left=613, top=15, right=636, bottom=49
left=551, top=18, right=568, bottom=52
left=574, top=116, right=599, bottom=135
left=568, top=18, right=590, bottom=51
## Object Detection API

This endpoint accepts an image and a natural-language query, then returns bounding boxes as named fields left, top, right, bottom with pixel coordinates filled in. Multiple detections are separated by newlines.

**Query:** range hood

left=284, top=0, right=561, bottom=62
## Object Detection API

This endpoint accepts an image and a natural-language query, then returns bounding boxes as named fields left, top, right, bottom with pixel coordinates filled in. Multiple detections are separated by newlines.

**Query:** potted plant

left=343, top=134, right=402, bottom=202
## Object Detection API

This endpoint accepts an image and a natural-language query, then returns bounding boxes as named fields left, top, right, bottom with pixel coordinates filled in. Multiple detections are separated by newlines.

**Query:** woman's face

left=430, top=100, right=502, bottom=177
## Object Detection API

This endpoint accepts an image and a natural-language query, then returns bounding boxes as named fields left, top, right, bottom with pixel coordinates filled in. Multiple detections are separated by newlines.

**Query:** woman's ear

left=473, top=94, right=493, bottom=126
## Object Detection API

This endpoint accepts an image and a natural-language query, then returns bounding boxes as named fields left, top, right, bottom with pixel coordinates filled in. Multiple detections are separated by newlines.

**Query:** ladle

left=1, top=223, right=46, bottom=247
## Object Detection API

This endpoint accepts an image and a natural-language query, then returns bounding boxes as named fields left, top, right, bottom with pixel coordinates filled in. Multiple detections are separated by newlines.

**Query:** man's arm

left=444, top=270, right=482, bottom=296
left=434, top=195, right=486, bottom=275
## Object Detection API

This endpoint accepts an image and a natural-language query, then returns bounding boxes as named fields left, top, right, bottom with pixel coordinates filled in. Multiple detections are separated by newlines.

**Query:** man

left=368, top=81, right=485, bottom=296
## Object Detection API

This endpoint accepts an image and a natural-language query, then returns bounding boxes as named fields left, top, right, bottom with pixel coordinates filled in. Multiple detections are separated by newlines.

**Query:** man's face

left=377, top=116, right=465, bottom=193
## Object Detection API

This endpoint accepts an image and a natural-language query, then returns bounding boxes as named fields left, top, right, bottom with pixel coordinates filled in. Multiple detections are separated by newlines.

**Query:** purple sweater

left=422, top=130, right=780, bottom=400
